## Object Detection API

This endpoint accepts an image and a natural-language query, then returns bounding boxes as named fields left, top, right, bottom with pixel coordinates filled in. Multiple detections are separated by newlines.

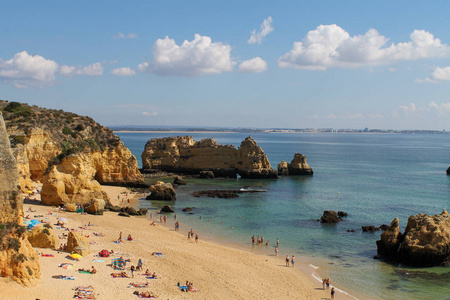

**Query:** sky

left=2, top=1, right=450, bottom=130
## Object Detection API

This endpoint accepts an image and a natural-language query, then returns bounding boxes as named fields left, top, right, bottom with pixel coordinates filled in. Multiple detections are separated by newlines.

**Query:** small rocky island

left=376, top=210, right=450, bottom=267
left=141, top=136, right=313, bottom=179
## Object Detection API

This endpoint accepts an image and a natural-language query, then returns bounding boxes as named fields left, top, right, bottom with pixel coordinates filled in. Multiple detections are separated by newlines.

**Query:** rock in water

left=67, top=232, right=90, bottom=256
left=147, top=182, right=176, bottom=200
left=277, top=161, right=289, bottom=176
left=376, top=212, right=450, bottom=267
left=27, top=227, right=59, bottom=250
left=288, top=153, right=313, bottom=175
left=320, top=211, right=341, bottom=223
left=141, top=136, right=277, bottom=179
left=199, top=171, right=215, bottom=179
left=447, top=167, right=450, bottom=175
left=161, top=205, right=175, bottom=213
left=173, top=175, right=186, bottom=185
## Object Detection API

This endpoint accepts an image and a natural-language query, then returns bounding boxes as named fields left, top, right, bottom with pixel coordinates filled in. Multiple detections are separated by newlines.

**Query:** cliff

left=1, top=100, right=145, bottom=206
left=376, top=211, right=450, bottom=267
left=141, top=136, right=277, bottom=178
left=0, top=112, right=40, bottom=285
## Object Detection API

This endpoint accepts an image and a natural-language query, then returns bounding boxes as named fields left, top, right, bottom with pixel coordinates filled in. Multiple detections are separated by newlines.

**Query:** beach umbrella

left=99, top=250, right=110, bottom=257
left=59, top=217, right=68, bottom=223
left=59, top=263, right=75, bottom=269
left=69, top=253, right=82, bottom=260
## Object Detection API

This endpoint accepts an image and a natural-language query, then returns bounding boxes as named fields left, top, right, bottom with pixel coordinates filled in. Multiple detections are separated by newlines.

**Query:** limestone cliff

left=376, top=211, right=450, bottom=267
left=142, top=136, right=277, bottom=178
left=1, top=100, right=145, bottom=205
left=0, top=112, right=40, bottom=285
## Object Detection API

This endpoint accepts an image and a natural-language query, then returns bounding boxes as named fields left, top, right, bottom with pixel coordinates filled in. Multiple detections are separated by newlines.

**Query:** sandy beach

left=0, top=185, right=349, bottom=300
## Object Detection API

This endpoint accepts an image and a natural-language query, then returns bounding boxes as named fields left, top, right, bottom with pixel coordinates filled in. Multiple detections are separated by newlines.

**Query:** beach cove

left=0, top=185, right=337, bottom=300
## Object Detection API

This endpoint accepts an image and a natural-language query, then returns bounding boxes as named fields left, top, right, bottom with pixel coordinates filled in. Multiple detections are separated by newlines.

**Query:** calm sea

left=116, top=132, right=450, bottom=300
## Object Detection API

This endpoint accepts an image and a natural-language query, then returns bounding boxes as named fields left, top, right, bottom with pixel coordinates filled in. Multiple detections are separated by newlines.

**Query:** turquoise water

left=116, top=132, right=450, bottom=300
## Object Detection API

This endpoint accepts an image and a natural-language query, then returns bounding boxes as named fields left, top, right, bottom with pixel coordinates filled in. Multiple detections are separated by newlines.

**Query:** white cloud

left=278, top=25, right=450, bottom=70
left=429, top=101, right=450, bottom=112
left=0, top=51, right=59, bottom=88
left=59, top=62, right=103, bottom=76
left=399, top=103, right=417, bottom=112
left=111, top=67, right=136, bottom=76
left=138, top=34, right=235, bottom=76
left=142, top=111, right=158, bottom=116
left=248, top=16, right=274, bottom=45
left=238, top=57, right=267, bottom=73
left=418, top=66, right=450, bottom=83
left=114, top=32, right=138, bottom=39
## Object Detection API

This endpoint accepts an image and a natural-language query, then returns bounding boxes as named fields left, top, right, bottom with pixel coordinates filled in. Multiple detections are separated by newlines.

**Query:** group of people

left=322, top=278, right=335, bottom=299
left=178, top=281, right=198, bottom=292
left=285, top=255, right=295, bottom=267
left=187, top=228, right=199, bottom=242
left=78, top=266, right=97, bottom=274
left=117, top=231, right=134, bottom=243
left=252, top=235, right=279, bottom=247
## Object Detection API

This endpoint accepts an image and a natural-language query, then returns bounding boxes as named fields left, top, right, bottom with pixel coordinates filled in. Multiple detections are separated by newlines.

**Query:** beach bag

left=99, top=249, right=110, bottom=257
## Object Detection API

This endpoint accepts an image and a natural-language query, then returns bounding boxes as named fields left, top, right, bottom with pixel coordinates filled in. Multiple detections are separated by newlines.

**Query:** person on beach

left=276, top=238, right=279, bottom=246
left=257, top=236, right=260, bottom=245
left=261, top=236, right=264, bottom=244
left=251, top=235, right=255, bottom=244
left=275, top=246, right=278, bottom=256
left=150, top=213, right=153, bottom=220
left=130, top=265, right=135, bottom=277
left=187, top=231, right=191, bottom=240
left=322, top=278, right=326, bottom=290
left=326, top=278, right=331, bottom=289
left=291, top=255, right=295, bottom=267
left=195, top=233, right=198, bottom=243
left=137, top=259, right=143, bottom=271
left=285, top=255, right=290, bottom=267
left=190, top=229, right=194, bottom=239
left=163, top=215, right=167, bottom=224
left=331, top=287, right=335, bottom=300
left=118, top=232, right=123, bottom=242
left=174, top=214, right=177, bottom=220
left=91, top=266, right=97, bottom=274
left=175, top=221, right=179, bottom=231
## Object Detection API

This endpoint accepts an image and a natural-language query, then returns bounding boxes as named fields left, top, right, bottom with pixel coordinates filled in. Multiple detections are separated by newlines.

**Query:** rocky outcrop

left=67, top=232, right=90, bottom=256
left=146, top=182, right=176, bottom=201
left=447, top=167, right=450, bottom=175
left=173, top=175, right=186, bottom=185
left=277, top=161, right=289, bottom=176
left=278, top=153, right=313, bottom=176
left=376, top=211, right=450, bottom=267
left=40, top=154, right=109, bottom=206
left=27, top=227, right=59, bottom=250
left=161, top=205, right=175, bottom=213
left=84, top=199, right=106, bottom=215
left=320, top=211, right=342, bottom=223
left=141, top=136, right=277, bottom=179
left=0, top=112, right=40, bottom=285
left=65, top=203, right=77, bottom=212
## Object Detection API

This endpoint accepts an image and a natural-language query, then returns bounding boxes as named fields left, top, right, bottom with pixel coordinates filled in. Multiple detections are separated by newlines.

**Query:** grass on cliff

left=0, top=222, right=26, bottom=252
left=1, top=100, right=121, bottom=160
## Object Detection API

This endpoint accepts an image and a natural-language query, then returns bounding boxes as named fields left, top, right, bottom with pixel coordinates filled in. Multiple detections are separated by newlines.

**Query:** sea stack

left=278, top=153, right=313, bottom=176
left=141, top=136, right=277, bottom=179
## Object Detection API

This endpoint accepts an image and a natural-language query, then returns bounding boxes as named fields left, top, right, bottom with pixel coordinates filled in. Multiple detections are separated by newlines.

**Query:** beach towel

left=41, top=254, right=54, bottom=257
left=52, top=275, right=75, bottom=280
left=92, top=259, right=105, bottom=262
left=78, top=270, right=93, bottom=274
left=113, top=241, right=123, bottom=244
left=152, top=252, right=164, bottom=256
left=137, top=296, right=156, bottom=299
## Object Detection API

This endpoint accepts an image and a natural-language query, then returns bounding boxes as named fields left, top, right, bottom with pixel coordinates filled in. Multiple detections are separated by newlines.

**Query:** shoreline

left=0, top=185, right=353, bottom=300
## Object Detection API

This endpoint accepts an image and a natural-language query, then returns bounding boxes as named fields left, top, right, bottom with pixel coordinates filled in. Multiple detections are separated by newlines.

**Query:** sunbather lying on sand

left=132, top=291, right=157, bottom=298
left=128, top=282, right=149, bottom=288
left=111, top=272, right=129, bottom=278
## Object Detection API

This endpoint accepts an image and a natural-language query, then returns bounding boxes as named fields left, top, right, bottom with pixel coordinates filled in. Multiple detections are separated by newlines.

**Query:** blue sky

left=2, top=0, right=450, bottom=130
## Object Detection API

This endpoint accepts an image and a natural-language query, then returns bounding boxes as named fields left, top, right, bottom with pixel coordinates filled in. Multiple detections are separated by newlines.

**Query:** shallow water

left=116, top=132, right=450, bottom=300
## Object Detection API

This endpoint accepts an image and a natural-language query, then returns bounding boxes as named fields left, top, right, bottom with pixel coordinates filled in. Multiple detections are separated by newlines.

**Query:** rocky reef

left=141, top=136, right=277, bottom=179
left=0, top=112, right=40, bottom=285
left=376, top=211, right=450, bottom=267
left=277, top=153, right=313, bottom=176
left=1, top=100, right=145, bottom=206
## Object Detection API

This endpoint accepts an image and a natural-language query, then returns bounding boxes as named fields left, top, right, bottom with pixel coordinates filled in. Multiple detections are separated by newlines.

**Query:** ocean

left=116, top=131, right=450, bottom=300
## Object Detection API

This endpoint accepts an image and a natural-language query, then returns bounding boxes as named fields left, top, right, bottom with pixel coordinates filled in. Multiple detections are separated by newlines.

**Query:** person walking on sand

left=130, top=265, right=135, bottom=278
left=195, top=233, right=198, bottom=243
left=331, top=287, right=335, bottom=300
left=118, top=232, right=123, bottom=242
left=275, top=246, right=278, bottom=256
left=291, top=255, right=295, bottom=267
left=285, top=255, right=290, bottom=267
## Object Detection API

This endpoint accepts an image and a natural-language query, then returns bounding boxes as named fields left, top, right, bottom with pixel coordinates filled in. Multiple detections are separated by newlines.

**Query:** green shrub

left=27, top=266, right=33, bottom=276
left=11, top=136, right=25, bottom=147
left=74, top=124, right=85, bottom=131
left=13, top=253, right=26, bottom=264
left=42, top=228, right=50, bottom=235
left=43, top=223, right=52, bottom=229
left=62, top=127, right=73, bottom=135
left=6, top=237, right=21, bottom=251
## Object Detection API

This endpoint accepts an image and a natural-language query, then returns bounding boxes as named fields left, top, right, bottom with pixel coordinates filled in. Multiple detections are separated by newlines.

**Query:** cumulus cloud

left=59, top=62, right=103, bottom=76
left=278, top=24, right=450, bottom=70
left=238, top=57, right=267, bottom=73
left=138, top=34, right=235, bottom=76
left=0, top=51, right=59, bottom=88
left=399, top=103, right=417, bottom=112
left=114, top=32, right=138, bottom=39
left=429, top=101, right=450, bottom=112
left=248, top=16, right=274, bottom=45
left=417, top=66, right=450, bottom=83
left=111, top=67, right=136, bottom=76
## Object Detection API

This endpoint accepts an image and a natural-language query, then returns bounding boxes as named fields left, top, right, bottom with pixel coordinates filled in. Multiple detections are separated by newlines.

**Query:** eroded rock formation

left=0, top=112, right=40, bottom=285
left=141, top=136, right=277, bottom=179
left=146, top=182, right=176, bottom=201
left=67, top=232, right=90, bottom=256
left=27, top=227, right=59, bottom=250
left=278, top=153, right=313, bottom=176
left=376, top=211, right=450, bottom=267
